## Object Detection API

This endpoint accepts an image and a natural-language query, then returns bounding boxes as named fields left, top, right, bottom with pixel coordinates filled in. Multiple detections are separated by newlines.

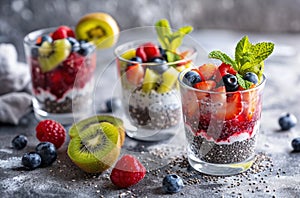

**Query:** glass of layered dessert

left=179, top=36, right=274, bottom=175
left=24, top=26, right=96, bottom=124
left=114, top=19, right=197, bottom=141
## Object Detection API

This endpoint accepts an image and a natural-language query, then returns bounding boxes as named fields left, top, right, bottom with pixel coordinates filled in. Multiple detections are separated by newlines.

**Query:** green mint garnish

left=155, top=19, right=193, bottom=62
left=209, top=35, right=274, bottom=89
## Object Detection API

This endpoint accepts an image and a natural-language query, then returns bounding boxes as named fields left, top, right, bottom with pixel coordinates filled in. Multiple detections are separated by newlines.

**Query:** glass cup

left=178, top=68, right=266, bottom=175
left=114, top=40, right=197, bottom=141
left=24, top=27, right=96, bottom=124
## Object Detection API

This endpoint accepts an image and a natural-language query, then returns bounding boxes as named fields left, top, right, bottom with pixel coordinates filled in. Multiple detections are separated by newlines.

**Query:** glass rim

left=114, top=40, right=198, bottom=66
left=178, top=68, right=267, bottom=94
left=23, top=27, right=58, bottom=47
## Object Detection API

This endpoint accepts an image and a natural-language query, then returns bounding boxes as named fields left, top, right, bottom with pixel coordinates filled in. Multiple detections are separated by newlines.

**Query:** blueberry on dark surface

left=182, top=70, right=202, bottom=87
left=105, top=97, right=122, bottom=112
left=292, top=138, right=300, bottom=151
left=67, top=37, right=80, bottom=52
left=35, top=142, right=57, bottom=167
left=12, top=135, right=27, bottom=150
left=78, top=42, right=94, bottom=56
left=222, top=74, right=239, bottom=92
left=162, top=174, right=184, bottom=193
left=244, top=72, right=259, bottom=84
left=22, top=152, right=42, bottom=170
left=278, top=113, right=297, bottom=131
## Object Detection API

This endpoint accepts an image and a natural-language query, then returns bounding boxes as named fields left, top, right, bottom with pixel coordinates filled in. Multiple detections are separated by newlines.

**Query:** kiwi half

left=38, top=39, right=71, bottom=72
left=67, top=122, right=121, bottom=173
left=69, top=115, right=125, bottom=146
left=75, top=12, right=119, bottom=49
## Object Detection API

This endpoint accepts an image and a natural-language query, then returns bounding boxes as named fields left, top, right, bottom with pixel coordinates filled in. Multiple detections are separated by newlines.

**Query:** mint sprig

left=209, top=36, right=274, bottom=89
left=155, top=19, right=193, bottom=62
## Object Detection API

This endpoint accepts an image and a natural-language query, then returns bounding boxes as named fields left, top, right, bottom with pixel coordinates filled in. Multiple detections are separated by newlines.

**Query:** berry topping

left=182, top=70, right=202, bottom=87
left=36, top=120, right=66, bottom=149
left=143, top=42, right=161, bottom=62
left=125, top=64, right=144, bottom=86
left=52, top=26, right=75, bottom=40
left=35, top=142, right=57, bottom=167
left=215, top=92, right=243, bottom=120
left=222, top=74, right=239, bottom=92
left=78, top=42, right=94, bottom=56
left=215, top=63, right=237, bottom=83
left=22, top=152, right=42, bottom=170
left=129, top=56, right=143, bottom=64
left=11, top=135, right=27, bottom=150
left=148, top=57, right=168, bottom=74
left=162, top=174, right=184, bottom=194
left=198, top=63, right=218, bottom=80
left=105, top=97, right=122, bottom=113
left=244, top=72, right=259, bottom=84
left=292, top=138, right=300, bottom=152
left=278, top=113, right=297, bottom=131
left=193, top=80, right=216, bottom=100
left=38, top=35, right=53, bottom=46
left=136, top=46, right=147, bottom=62
left=110, top=154, right=146, bottom=188
left=66, top=37, right=80, bottom=52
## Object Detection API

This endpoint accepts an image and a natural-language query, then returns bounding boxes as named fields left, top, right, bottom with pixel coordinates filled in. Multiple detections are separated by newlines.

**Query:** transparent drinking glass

left=24, top=27, right=96, bottom=124
left=178, top=68, right=266, bottom=175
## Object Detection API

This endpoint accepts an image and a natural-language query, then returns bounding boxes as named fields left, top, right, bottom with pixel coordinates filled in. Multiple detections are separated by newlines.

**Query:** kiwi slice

left=157, top=67, right=180, bottom=93
left=75, top=12, right=119, bottom=49
left=142, top=68, right=160, bottom=93
left=67, top=122, right=121, bottom=173
left=69, top=115, right=125, bottom=146
left=38, top=39, right=71, bottom=72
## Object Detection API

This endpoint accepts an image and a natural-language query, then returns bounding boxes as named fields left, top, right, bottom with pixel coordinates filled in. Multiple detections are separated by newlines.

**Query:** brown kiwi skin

left=69, top=115, right=125, bottom=146
left=67, top=123, right=121, bottom=173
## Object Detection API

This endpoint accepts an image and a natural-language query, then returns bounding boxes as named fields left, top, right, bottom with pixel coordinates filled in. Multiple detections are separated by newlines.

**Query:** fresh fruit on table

left=162, top=174, right=184, bottom=194
left=36, top=142, right=57, bottom=167
left=67, top=122, right=121, bottom=173
left=278, top=113, right=297, bottom=131
left=22, top=152, right=42, bottom=170
left=110, top=154, right=146, bottom=188
left=11, top=135, right=27, bottom=150
left=36, top=119, right=66, bottom=149
left=125, top=63, right=144, bottom=86
left=38, top=39, right=71, bottom=72
left=292, top=138, right=300, bottom=152
left=75, top=12, right=119, bottom=49
left=68, top=115, right=125, bottom=146
left=105, top=97, right=122, bottom=113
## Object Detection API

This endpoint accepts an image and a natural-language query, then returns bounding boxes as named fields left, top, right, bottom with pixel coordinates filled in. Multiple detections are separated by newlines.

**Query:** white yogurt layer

left=35, top=80, right=94, bottom=103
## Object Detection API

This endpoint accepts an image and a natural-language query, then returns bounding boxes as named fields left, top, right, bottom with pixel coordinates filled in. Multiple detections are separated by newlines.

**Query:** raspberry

left=52, top=26, right=75, bottom=40
left=36, top=120, right=66, bottom=149
left=110, top=154, right=146, bottom=188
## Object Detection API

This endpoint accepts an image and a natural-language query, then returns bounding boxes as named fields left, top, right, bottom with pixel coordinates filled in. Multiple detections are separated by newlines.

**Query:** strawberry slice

left=142, top=42, right=160, bottom=61
left=215, top=63, right=237, bottom=83
left=126, top=64, right=144, bottom=85
left=136, top=47, right=147, bottom=62
left=210, top=86, right=226, bottom=103
left=198, top=63, right=218, bottom=80
left=193, top=80, right=216, bottom=100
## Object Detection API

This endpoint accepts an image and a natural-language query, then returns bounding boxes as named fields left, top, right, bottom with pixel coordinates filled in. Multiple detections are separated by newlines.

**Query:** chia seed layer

left=186, top=128, right=257, bottom=164
left=125, top=88, right=182, bottom=129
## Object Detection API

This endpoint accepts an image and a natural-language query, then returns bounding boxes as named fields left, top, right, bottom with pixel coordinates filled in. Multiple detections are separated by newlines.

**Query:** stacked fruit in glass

left=115, top=19, right=197, bottom=138
left=179, top=36, right=274, bottom=175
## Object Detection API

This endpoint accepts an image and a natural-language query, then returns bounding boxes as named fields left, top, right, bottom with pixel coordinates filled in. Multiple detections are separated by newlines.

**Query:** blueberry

left=35, top=142, right=57, bottom=167
left=78, top=42, right=95, bottom=56
left=12, top=135, right=27, bottom=150
left=148, top=57, right=169, bottom=74
left=22, top=152, right=42, bottom=170
left=159, top=46, right=168, bottom=60
left=162, top=174, right=184, bottom=193
left=222, top=74, right=239, bottom=92
left=67, top=37, right=80, bottom=52
left=105, top=97, right=122, bottom=112
left=182, top=70, right=202, bottom=87
left=278, top=113, right=297, bottom=131
left=40, top=35, right=53, bottom=45
left=129, top=56, right=143, bottom=64
left=244, top=72, right=259, bottom=84
left=292, top=138, right=300, bottom=151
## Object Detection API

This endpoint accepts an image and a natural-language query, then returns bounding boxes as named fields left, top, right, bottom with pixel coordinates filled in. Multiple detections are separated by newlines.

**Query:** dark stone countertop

left=1, top=30, right=300, bottom=198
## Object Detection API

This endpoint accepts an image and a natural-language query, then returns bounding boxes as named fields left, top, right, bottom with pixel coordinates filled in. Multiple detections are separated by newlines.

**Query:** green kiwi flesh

left=67, top=122, right=120, bottom=173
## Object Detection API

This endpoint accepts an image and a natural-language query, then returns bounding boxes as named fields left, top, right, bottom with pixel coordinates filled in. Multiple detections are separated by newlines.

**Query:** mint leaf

left=155, top=19, right=172, bottom=49
left=208, top=51, right=238, bottom=70
left=249, top=42, right=274, bottom=65
left=242, top=61, right=264, bottom=83
left=178, top=26, right=193, bottom=35
left=236, top=73, right=253, bottom=89
left=235, top=36, right=252, bottom=69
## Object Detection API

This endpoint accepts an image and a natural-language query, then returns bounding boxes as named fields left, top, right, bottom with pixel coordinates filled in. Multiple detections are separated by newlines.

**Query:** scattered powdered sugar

left=0, top=157, right=22, bottom=169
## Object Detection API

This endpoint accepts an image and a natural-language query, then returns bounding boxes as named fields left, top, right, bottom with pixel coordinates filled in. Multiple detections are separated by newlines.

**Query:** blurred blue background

left=1, top=0, right=300, bottom=60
